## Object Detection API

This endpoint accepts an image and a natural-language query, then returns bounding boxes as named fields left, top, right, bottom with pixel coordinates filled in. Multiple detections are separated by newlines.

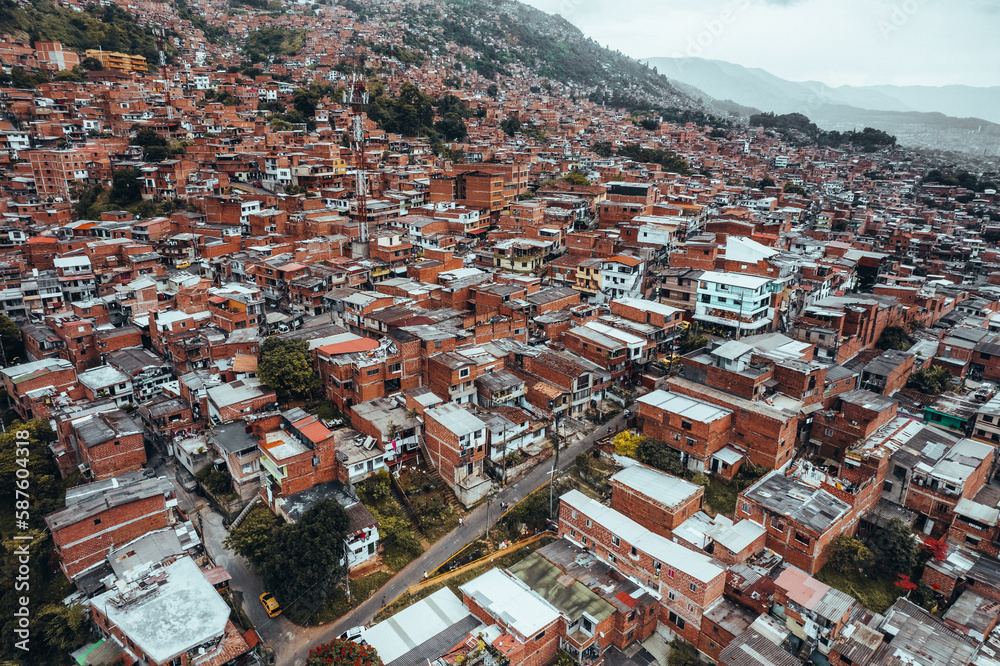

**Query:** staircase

left=229, top=494, right=263, bottom=530
left=422, top=463, right=459, bottom=512
left=388, top=473, right=423, bottom=535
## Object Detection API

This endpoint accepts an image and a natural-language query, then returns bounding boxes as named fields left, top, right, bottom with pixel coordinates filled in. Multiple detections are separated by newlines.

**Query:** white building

left=600, top=255, right=646, bottom=301
left=694, top=271, right=775, bottom=336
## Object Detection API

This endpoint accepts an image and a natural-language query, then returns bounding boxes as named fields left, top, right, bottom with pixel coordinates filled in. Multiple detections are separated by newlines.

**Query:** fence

left=405, top=532, right=555, bottom=595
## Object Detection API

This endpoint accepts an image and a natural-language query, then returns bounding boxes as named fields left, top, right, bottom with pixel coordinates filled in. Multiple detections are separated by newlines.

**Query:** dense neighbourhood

left=1, top=0, right=1000, bottom=665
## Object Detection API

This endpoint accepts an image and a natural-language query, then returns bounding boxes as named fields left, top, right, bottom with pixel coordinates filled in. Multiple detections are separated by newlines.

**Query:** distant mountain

left=644, top=57, right=1000, bottom=154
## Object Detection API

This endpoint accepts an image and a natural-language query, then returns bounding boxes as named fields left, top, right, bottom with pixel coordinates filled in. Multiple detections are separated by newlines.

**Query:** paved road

left=197, top=406, right=635, bottom=666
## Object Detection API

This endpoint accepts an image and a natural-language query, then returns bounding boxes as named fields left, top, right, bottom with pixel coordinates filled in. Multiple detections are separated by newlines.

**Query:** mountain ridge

left=644, top=56, right=1000, bottom=154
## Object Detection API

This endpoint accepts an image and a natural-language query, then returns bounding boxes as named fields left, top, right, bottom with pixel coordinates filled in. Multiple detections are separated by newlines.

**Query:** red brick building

left=45, top=473, right=174, bottom=582
left=637, top=389, right=735, bottom=475
left=609, top=464, right=704, bottom=539
left=423, top=402, right=491, bottom=506
left=558, top=490, right=727, bottom=646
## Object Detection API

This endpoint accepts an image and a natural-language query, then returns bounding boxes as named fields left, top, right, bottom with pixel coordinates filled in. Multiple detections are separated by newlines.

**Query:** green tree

left=224, top=507, right=278, bottom=566
left=307, top=639, right=383, bottom=666
left=562, top=171, right=590, bottom=186
left=591, top=141, right=614, bottom=158
left=504, top=489, right=550, bottom=530
left=143, top=145, right=169, bottom=162
left=259, top=499, right=349, bottom=611
left=0, top=420, right=62, bottom=525
left=640, top=118, right=659, bottom=131
left=678, top=325, right=708, bottom=354
left=871, top=517, right=920, bottom=577
left=0, top=314, right=24, bottom=366
left=553, top=652, right=575, bottom=666
left=196, top=466, right=234, bottom=498
left=827, top=534, right=872, bottom=574
left=876, top=325, right=915, bottom=351
left=635, top=438, right=686, bottom=476
left=434, top=113, right=467, bottom=141
left=110, top=168, right=142, bottom=205
left=486, top=83, right=499, bottom=98
left=81, top=56, right=103, bottom=71
left=258, top=337, right=320, bottom=401
left=132, top=128, right=166, bottom=149
left=36, top=603, right=91, bottom=654
left=667, top=638, right=700, bottom=666
left=906, top=366, right=953, bottom=395
left=757, top=177, right=776, bottom=190
left=500, top=116, right=522, bottom=137
left=783, top=182, right=806, bottom=196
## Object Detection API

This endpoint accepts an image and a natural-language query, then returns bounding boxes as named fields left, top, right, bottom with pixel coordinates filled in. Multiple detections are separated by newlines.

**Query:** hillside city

left=2, top=1, right=1000, bottom=666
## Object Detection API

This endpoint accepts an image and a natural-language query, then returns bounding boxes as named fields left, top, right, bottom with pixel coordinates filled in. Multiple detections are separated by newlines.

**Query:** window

left=570, top=529, right=576, bottom=537
left=94, top=518, right=102, bottom=525
left=612, top=535, right=620, bottom=547
left=740, top=502, right=751, bottom=515
left=608, top=553, right=617, bottom=563
left=534, top=631, right=545, bottom=642
left=631, top=546, right=638, bottom=556
left=459, top=368, right=470, bottom=379
left=586, top=519, right=591, bottom=527
left=686, top=437, right=695, bottom=447
left=682, top=420, right=692, bottom=430
left=366, top=368, right=380, bottom=376
left=668, top=612, right=685, bottom=630
left=667, top=569, right=675, bottom=579
left=794, top=533, right=810, bottom=546
left=667, top=591, right=676, bottom=601
left=689, top=583, right=697, bottom=593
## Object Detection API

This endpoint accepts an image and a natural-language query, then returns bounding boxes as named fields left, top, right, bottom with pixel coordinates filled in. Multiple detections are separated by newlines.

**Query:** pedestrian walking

left=381, top=596, right=386, bottom=608
left=459, top=517, right=464, bottom=527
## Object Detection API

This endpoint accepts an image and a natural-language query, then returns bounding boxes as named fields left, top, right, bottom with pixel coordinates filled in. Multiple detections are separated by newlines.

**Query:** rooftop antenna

left=349, top=75, right=370, bottom=247
left=156, top=28, right=172, bottom=120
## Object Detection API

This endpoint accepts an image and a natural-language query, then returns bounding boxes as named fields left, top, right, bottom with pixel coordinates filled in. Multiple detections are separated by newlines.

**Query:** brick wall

left=51, top=494, right=168, bottom=579
left=558, top=497, right=725, bottom=647
left=610, top=474, right=703, bottom=538
left=81, top=432, right=146, bottom=480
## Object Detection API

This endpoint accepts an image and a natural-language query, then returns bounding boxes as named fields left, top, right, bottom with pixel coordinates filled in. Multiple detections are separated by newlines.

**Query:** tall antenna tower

left=347, top=74, right=370, bottom=245
left=156, top=28, right=172, bottom=120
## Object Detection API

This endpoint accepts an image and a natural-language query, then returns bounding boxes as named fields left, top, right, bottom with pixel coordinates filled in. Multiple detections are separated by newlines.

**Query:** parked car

left=260, top=592, right=282, bottom=618
left=338, top=626, right=367, bottom=644
left=175, top=467, right=198, bottom=493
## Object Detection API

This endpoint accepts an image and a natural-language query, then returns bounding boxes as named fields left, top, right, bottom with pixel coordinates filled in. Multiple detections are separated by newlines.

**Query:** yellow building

left=85, top=49, right=148, bottom=73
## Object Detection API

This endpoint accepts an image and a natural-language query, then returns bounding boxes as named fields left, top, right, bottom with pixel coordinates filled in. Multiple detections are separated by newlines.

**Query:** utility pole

left=548, top=410, right=561, bottom=520
left=500, top=423, right=507, bottom=486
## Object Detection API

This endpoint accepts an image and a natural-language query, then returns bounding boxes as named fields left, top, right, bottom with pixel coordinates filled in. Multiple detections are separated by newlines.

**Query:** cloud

left=519, top=0, right=1000, bottom=87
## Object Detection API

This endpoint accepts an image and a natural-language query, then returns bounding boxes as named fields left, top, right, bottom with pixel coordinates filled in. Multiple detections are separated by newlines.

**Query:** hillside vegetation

left=0, top=0, right=172, bottom=66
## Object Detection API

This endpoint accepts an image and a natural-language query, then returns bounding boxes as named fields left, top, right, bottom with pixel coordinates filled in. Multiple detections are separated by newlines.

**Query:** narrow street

left=197, top=405, right=635, bottom=666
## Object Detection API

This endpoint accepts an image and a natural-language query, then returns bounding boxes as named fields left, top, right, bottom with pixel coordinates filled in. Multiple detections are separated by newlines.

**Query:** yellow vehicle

left=176, top=261, right=191, bottom=270
left=260, top=592, right=281, bottom=618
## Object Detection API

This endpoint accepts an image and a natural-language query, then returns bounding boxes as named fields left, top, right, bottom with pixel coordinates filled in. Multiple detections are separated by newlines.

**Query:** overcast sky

left=519, top=0, right=1000, bottom=88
